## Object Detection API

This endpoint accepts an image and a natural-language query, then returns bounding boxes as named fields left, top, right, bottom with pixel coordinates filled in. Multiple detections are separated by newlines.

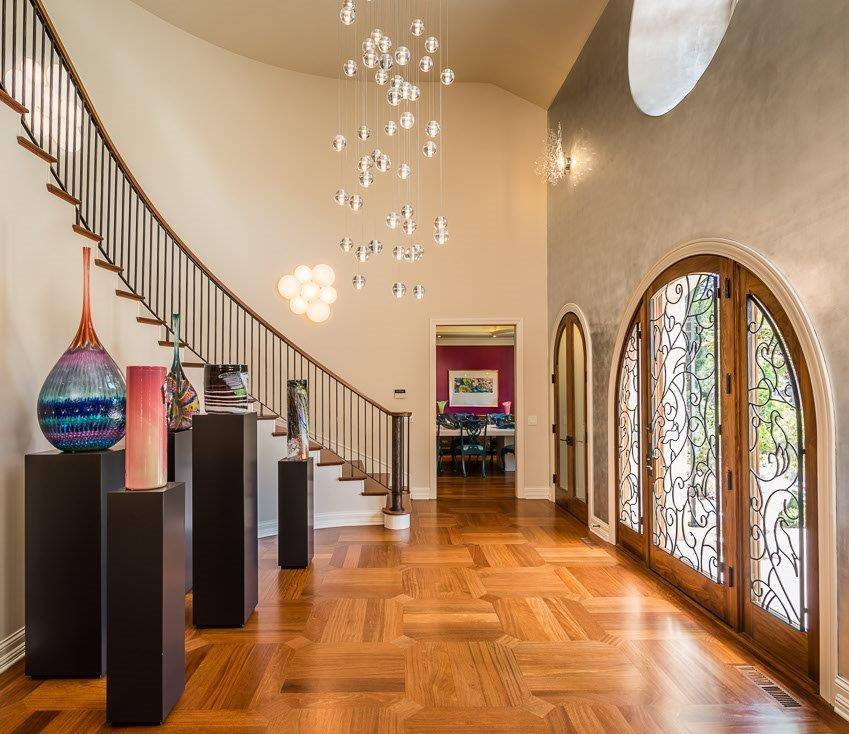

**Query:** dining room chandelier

left=333, top=0, right=454, bottom=300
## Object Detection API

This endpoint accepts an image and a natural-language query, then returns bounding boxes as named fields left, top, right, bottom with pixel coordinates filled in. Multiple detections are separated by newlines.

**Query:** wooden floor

left=1, top=491, right=846, bottom=733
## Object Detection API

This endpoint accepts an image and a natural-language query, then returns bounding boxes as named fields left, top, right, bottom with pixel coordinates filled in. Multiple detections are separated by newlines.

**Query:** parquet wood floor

left=1, top=487, right=847, bottom=733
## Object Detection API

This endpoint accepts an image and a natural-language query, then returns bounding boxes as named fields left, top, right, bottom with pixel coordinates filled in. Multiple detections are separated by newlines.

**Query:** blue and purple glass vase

left=37, top=247, right=126, bottom=452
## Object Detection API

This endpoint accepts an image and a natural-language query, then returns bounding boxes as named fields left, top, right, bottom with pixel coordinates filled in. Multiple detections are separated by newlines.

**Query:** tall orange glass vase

left=125, top=366, right=167, bottom=490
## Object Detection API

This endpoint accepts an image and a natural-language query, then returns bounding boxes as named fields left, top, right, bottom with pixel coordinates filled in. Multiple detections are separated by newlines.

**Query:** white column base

left=383, top=512, right=411, bottom=530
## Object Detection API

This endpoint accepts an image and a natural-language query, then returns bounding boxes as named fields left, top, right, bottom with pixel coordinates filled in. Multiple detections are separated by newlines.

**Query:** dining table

left=437, top=425, right=516, bottom=471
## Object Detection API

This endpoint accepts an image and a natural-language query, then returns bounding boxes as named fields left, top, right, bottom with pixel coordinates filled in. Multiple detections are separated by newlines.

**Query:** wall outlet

left=527, top=415, right=538, bottom=426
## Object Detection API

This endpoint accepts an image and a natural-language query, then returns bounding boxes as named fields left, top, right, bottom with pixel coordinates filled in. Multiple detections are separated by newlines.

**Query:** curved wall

left=547, top=0, right=849, bottom=682
left=44, top=0, right=549, bottom=498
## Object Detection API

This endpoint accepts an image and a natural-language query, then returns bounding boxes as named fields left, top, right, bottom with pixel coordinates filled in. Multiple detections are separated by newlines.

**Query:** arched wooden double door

left=614, top=256, right=818, bottom=684
left=553, top=313, right=588, bottom=524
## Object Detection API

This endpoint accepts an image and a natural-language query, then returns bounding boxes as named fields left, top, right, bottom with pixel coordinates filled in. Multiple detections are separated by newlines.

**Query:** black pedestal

left=168, top=429, right=193, bottom=593
left=24, top=449, right=125, bottom=678
left=106, top=483, right=186, bottom=726
left=278, top=459, right=314, bottom=569
left=192, top=413, right=258, bottom=627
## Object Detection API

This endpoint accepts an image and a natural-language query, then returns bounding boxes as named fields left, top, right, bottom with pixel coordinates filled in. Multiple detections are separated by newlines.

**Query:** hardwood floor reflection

left=1, top=491, right=846, bottom=732
left=437, top=458, right=516, bottom=498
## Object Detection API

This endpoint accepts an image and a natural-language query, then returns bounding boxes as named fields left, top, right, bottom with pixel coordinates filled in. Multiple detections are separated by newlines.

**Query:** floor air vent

left=735, top=665, right=802, bottom=708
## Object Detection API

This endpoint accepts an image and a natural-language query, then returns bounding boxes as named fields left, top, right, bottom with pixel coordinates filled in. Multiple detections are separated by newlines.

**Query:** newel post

left=383, top=412, right=411, bottom=530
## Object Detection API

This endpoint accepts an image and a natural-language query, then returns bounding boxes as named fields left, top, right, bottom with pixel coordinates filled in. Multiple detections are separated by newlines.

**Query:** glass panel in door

left=648, top=273, right=722, bottom=582
left=617, top=323, right=642, bottom=533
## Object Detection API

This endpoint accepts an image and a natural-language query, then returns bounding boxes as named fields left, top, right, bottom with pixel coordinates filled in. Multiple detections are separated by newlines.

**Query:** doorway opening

left=433, top=323, right=518, bottom=498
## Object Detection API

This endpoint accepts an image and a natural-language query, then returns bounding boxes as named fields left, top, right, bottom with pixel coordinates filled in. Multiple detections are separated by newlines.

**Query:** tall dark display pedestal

left=278, top=459, right=314, bottom=569
left=192, top=412, right=258, bottom=627
left=168, top=429, right=193, bottom=592
left=24, top=449, right=125, bottom=678
left=106, top=483, right=186, bottom=726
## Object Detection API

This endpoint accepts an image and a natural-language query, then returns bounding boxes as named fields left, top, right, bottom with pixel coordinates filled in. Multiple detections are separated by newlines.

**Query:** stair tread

left=115, top=289, right=143, bottom=302
left=137, top=316, right=165, bottom=326
left=317, top=460, right=345, bottom=467
left=159, top=339, right=187, bottom=347
left=94, top=258, right=122, bottom=273
left=46, top=183, right=80, bottom=207
left=17, top=136, right=57, bottom=164
left=182, top=362, right=205, bottom=369
left=0, top=88, right=27, bottom=114
left=72, top=224, right=102, bottom=243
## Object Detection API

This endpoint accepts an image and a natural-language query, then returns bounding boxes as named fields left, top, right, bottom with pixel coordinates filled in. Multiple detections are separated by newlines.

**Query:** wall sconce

left=535, top=123, right=572, bottom=186
left=276, top=264, right=337, bottom=324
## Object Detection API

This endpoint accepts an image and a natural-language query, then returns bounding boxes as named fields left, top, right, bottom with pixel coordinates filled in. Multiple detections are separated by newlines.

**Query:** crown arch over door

left=614, top=254, right=819, bottom=685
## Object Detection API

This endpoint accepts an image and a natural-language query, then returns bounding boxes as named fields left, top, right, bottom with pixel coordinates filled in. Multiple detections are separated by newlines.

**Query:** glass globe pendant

left=333, top=189, right=348, bottom=206
left=425, top=36, right=439, bottom=54
left=363, top=38, right=376, bottom=53
left=434, top=216, right=448, bottom=229
left=355, top=245, right=370, bottom=263
left=362, top=50, right=378, bottom=69
left=440, top=68, right=455, bottom=85
left=397, top=163, right=412, bottom=180
left=426, top=120, right=441, bottom=138
left=386, top=211, right=401, bottom=229
left=357, top=155, right=373, bottom=172
left=371, top=28, right=383, bottom=44
left=394, top=46, right=411, bottom=66
left=413, top=284, right=426, bottom=300
left=357, top=125, right=371, bottom=141
left=402, top=218, right=417, bottom=236
left=359, top=170, right=374, bottom=188
left=339, top=237, right=354, bottom=253
left=392, top=282, right=407, bottom=298
left=375, top=69, right=389, bottom=85
left=340, top=6, right=356, bottom=25
left=371, top=148, right=382, bottom=161
left=352, top=274, right=366, bottom=290
left=411, top=19, right=425, bottom=36
left=401, top=203, right=415, bottom=219
left=387, top=88, right=402, bottom=107
left=332, top=134, right=347, bottom=152
left=378, top=35, right=392, bottom=53
left=419, top=56, right=433, bottom=73
left=408, top=85, right=421, bottom=102
left=349, top=194, right=364, bottom=211
left=434, top=229, right=449, bottom=245
left=376, top=153, right=391, bottom=172
left=369, top=239, right=383, bottom=255
left=343, top=59, right=358, bottom=77
left=379, top=53, right=394, bottom=71
left=385, top=121, right=398, bottom=136
left=423, top=141, right=437, bottom=158
left=410, top=244, right=424, bottom=261
left=400, top=111, right=415, bottom=129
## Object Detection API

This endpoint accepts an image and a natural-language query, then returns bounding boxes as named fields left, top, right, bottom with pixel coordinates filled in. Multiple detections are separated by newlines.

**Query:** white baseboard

left=523, top=486, right=551, bottom=500
left=0, top=627, right=24, bottom=675
left=589, top=516, right=610, bottom=543
left=834, top=676, right=849, bottom=720
left=315, top=510, right=383, bottom=529
left=258, top=519, right=277, bottom=539
left=410, top=487, right=434, bottom=500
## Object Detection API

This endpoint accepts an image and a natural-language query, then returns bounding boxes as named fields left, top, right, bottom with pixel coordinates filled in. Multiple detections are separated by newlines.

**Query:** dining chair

left=459, top=416, right=488, bottom=477
left=436, top=414, right=459, bottom=474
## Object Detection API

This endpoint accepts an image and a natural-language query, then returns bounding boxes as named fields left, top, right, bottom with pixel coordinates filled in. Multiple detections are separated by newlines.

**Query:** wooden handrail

left=30, top=0, right=406, bottom=418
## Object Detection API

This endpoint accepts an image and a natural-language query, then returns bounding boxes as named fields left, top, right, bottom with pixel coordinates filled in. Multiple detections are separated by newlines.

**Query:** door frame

left=605, top=238, right=837, bottom=703
left=548, top=304, right=596, bottom=532
left=428, top=317, right=525, bottom=499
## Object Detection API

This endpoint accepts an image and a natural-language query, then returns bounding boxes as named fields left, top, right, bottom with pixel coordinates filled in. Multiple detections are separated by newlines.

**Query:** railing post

left=383, top=413, right=411, bottom=530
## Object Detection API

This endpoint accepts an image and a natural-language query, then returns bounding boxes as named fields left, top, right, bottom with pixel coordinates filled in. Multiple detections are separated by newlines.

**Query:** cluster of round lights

left=335, top=1, right=455, bottom=301
left=276, top=264, right=338, bottom=323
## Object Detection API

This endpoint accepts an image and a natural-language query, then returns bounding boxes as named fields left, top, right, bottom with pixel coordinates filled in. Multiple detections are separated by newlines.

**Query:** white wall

left=44, top=0, right=550, bottom=498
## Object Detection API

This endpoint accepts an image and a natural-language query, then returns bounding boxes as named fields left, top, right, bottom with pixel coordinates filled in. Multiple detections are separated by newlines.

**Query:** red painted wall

left=436, top=345, right=515, bottom=415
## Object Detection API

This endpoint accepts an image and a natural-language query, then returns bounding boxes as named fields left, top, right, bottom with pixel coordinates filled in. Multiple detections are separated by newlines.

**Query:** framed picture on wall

left=448, top=370, right=499, bottom=408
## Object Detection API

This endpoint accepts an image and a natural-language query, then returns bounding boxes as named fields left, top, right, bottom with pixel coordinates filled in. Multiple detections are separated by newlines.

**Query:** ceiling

left=129, top=0, right=608, bottom=107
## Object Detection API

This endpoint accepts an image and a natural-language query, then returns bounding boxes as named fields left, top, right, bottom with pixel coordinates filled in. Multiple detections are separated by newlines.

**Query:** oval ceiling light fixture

left=628, top=0, right=737, bottom=116
left=276, top=264, right=337, bottom=324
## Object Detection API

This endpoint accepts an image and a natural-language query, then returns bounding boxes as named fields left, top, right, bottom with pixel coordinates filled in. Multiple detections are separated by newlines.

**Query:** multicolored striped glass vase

left=125, top=366, right=167, bottom=490
left=164, top=313, right=199, bottom=431
left=37, top=247, right=126, bottom=452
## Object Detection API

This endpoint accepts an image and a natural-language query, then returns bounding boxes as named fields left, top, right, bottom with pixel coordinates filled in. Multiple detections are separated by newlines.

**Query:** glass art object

left=164, top=313, right=200, bottom=431
left=286, top=379, right=310, bottom=461
left=125, top=365, right=167, bottom=490
left=204, top=364, right=250, bottom=414
left=37, top=247, right=126, bottom=452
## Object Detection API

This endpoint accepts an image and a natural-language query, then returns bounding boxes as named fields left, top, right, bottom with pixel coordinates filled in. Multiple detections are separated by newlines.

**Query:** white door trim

left=429, top=318, right=524, bottom=499
left=548, top=303, right=597, bottom=533
left=605, top=237, right=837, bottom=703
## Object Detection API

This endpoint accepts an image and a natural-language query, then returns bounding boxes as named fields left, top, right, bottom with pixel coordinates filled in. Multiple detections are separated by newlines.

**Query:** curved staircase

left=0, top=0, right=410, bottom=524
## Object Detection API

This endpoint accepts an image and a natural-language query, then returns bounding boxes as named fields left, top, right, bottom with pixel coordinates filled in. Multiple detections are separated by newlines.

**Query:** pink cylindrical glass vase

left=125, top=366, right=168, bottom=490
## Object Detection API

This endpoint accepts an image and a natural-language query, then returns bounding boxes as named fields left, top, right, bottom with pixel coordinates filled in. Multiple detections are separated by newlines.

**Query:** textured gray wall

left=547, top=0, right=849, bottom=671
